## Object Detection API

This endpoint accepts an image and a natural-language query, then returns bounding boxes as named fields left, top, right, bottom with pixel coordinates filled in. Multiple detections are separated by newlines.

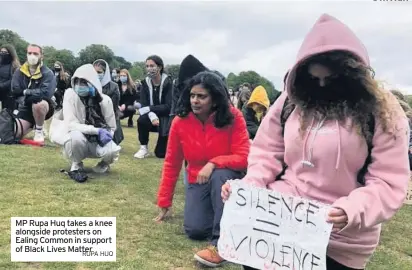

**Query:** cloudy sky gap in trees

left=1, top=1, right=411, bottom=92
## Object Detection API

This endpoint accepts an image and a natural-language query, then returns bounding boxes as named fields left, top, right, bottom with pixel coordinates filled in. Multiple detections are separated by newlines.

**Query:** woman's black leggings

left=242, top=257, right=363, bottom=270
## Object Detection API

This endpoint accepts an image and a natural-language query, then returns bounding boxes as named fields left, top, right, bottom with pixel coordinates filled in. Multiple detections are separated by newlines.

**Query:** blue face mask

left=120, top=76, right=127, bottom=83
left=74, top=85, right=95, bottom=97
left=98, top=74, right=104, bottom=81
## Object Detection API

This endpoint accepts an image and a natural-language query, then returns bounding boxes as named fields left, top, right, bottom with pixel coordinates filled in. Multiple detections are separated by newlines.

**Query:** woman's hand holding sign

left=327, top=208, right=348, bottom=233
left=222, top=182, right=231, bottom=202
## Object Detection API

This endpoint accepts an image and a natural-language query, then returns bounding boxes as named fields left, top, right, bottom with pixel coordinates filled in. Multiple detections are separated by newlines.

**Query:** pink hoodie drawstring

left=301, top=117, right=315, bottom=166
left=335, top=120, right=341, bottom=169
left=302, top=116, right=327, bottom=168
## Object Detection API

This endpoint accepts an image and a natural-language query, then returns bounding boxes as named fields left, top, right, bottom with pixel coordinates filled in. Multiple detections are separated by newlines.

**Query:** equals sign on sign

left=253, top=219, right=280, bottom=236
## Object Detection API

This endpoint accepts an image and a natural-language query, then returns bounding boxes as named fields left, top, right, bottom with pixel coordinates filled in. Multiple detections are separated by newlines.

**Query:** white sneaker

left=92, top=160, right=110, bottom=174
left=71, top=162, right=85, bottom=172
left=133, top=146, right=149, bottom=159
left=33, top=131, right=45, bottom=144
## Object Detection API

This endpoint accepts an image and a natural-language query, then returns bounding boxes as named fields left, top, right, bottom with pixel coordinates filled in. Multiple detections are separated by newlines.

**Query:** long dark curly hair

left=175, top=71, right=234, bottom=128
left=289, top=51, right=399, bottom=142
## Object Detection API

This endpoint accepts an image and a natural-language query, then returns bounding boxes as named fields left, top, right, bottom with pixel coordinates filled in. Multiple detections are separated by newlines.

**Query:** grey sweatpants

left=63, top=130, right=121, bottom=164
left=183, top=168, right=243, bottom=246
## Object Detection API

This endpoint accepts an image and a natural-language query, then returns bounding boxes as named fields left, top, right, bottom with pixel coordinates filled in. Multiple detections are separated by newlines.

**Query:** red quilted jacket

left=157, top=106, right=250, bottom=208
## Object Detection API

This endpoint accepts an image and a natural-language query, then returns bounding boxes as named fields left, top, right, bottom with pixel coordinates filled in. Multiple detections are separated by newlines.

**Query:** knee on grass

left=185, top=227, right=212, bottom=241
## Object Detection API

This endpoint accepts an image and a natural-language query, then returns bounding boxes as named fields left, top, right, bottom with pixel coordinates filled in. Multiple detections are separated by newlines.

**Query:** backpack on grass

left=276, top=97, right=375, bottom=186
left=0, top=109, right=23, bottom=145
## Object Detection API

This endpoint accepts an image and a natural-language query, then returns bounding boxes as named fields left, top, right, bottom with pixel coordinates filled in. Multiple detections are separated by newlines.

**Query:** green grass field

left=0, top=121, right=411, bottom=270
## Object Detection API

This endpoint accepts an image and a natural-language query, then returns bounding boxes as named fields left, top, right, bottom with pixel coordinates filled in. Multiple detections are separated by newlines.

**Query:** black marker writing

left=253, top=219, right=280, bottom=236
left=268, top=194, right=280, bottom=216
left=294, top=201, right=304, bottom=222
left=256, top=190, right=266, bottom=211
left=256, top=239, right=269, bottom=259
left=307, top=203, right=319, bottom=227
left=231, top=230, right=248, bottom=251
left=236, top=188, right=247, bottom=206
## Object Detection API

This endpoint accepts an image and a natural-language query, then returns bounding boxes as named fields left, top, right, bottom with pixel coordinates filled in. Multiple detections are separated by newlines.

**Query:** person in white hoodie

left=55, top=64, right=121, bottom=178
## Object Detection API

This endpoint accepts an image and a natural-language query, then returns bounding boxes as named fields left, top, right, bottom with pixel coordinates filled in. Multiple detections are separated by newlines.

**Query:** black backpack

left=0, top=109, right=23, bottom=145
left=276, top=97, right=375, bottom=186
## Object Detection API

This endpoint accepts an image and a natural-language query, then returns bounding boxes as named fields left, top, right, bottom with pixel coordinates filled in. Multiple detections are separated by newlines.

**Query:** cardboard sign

left=218, top=180, right=333, bottom=270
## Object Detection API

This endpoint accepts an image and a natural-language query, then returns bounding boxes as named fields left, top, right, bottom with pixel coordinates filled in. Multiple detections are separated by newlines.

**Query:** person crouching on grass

left=155, top=71, right=250, bottom=267
left=222, top=14, right=410, bottom=270
left=56, top=64, right=121, bottom=182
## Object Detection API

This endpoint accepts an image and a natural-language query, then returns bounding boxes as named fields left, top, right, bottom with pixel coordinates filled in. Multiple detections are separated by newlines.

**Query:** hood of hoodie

left=247, top=85, right=270, bottom=111
left=178, top=54, right=209, bottom=84
left=71, top=64, right=103, bottom=94
left=93, top=59, right=111, bottom=87
left=285, top=13, right=370, bottom=98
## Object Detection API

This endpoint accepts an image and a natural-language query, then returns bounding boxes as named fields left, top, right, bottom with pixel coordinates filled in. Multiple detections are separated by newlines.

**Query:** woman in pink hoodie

left=222, top=14, right=410, bottom=270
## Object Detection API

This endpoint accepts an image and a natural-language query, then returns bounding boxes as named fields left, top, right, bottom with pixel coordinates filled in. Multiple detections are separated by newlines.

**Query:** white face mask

left=27, top=54, right=39, bottom=66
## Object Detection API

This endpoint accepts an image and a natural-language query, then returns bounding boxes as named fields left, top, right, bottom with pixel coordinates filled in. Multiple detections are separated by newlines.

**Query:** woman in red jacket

left=155, top=71, right=250, bottom=268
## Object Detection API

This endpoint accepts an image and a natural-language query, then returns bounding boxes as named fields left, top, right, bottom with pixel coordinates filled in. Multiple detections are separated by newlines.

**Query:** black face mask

left=294, top=74, right=372, bottom=110
left=0, top=54, right=12, bottom=65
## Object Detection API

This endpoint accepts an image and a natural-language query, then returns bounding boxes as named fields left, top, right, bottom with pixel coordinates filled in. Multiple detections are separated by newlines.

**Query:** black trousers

left=119, top=108, right=135, bottom=119
left=137, top=114, right=168, bottom=158
left=120, top=108, right=135, bottom=126
left=54, top=89, right=65, bottom=109
left=242, top=257, right=363, bottom=270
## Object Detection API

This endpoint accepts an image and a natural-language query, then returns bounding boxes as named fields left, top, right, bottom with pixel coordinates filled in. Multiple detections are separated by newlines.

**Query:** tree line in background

left=0, top=29, right=280, bottom=101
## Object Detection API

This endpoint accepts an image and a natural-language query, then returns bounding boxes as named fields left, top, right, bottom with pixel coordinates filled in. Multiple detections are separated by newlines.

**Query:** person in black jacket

left=93, top=59, right=123, bottom=145
left=133, top=55, right=173, bottom=159
left=11, top=44, right=57, bottom=144
left=118, top=69, right=138, bottom=127
left=53, top=61, right=70, bottom=110
left=0, top=44, right=20, bottom=111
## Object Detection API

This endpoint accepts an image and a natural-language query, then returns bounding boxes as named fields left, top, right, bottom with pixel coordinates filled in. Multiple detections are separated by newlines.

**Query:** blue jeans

left=183, top=168, right=188, bottom=187
left=183, top=169, right=242, bottom=246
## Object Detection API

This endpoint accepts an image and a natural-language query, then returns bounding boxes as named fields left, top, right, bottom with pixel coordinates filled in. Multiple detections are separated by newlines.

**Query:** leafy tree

left=129, top=62, right=145, bottom=81
left=113, top=56, right=132, bottom=70
left=165, top=64, right=180, bottom=79
left=0, top=29, right=29, bottom=63
left=226, top=71, right=280, bottom=103
left=78, top=44, right=115, bottom=67
left=43, top=46, right=78, bottom=74
left=226, top=72, right=237, bottom=89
